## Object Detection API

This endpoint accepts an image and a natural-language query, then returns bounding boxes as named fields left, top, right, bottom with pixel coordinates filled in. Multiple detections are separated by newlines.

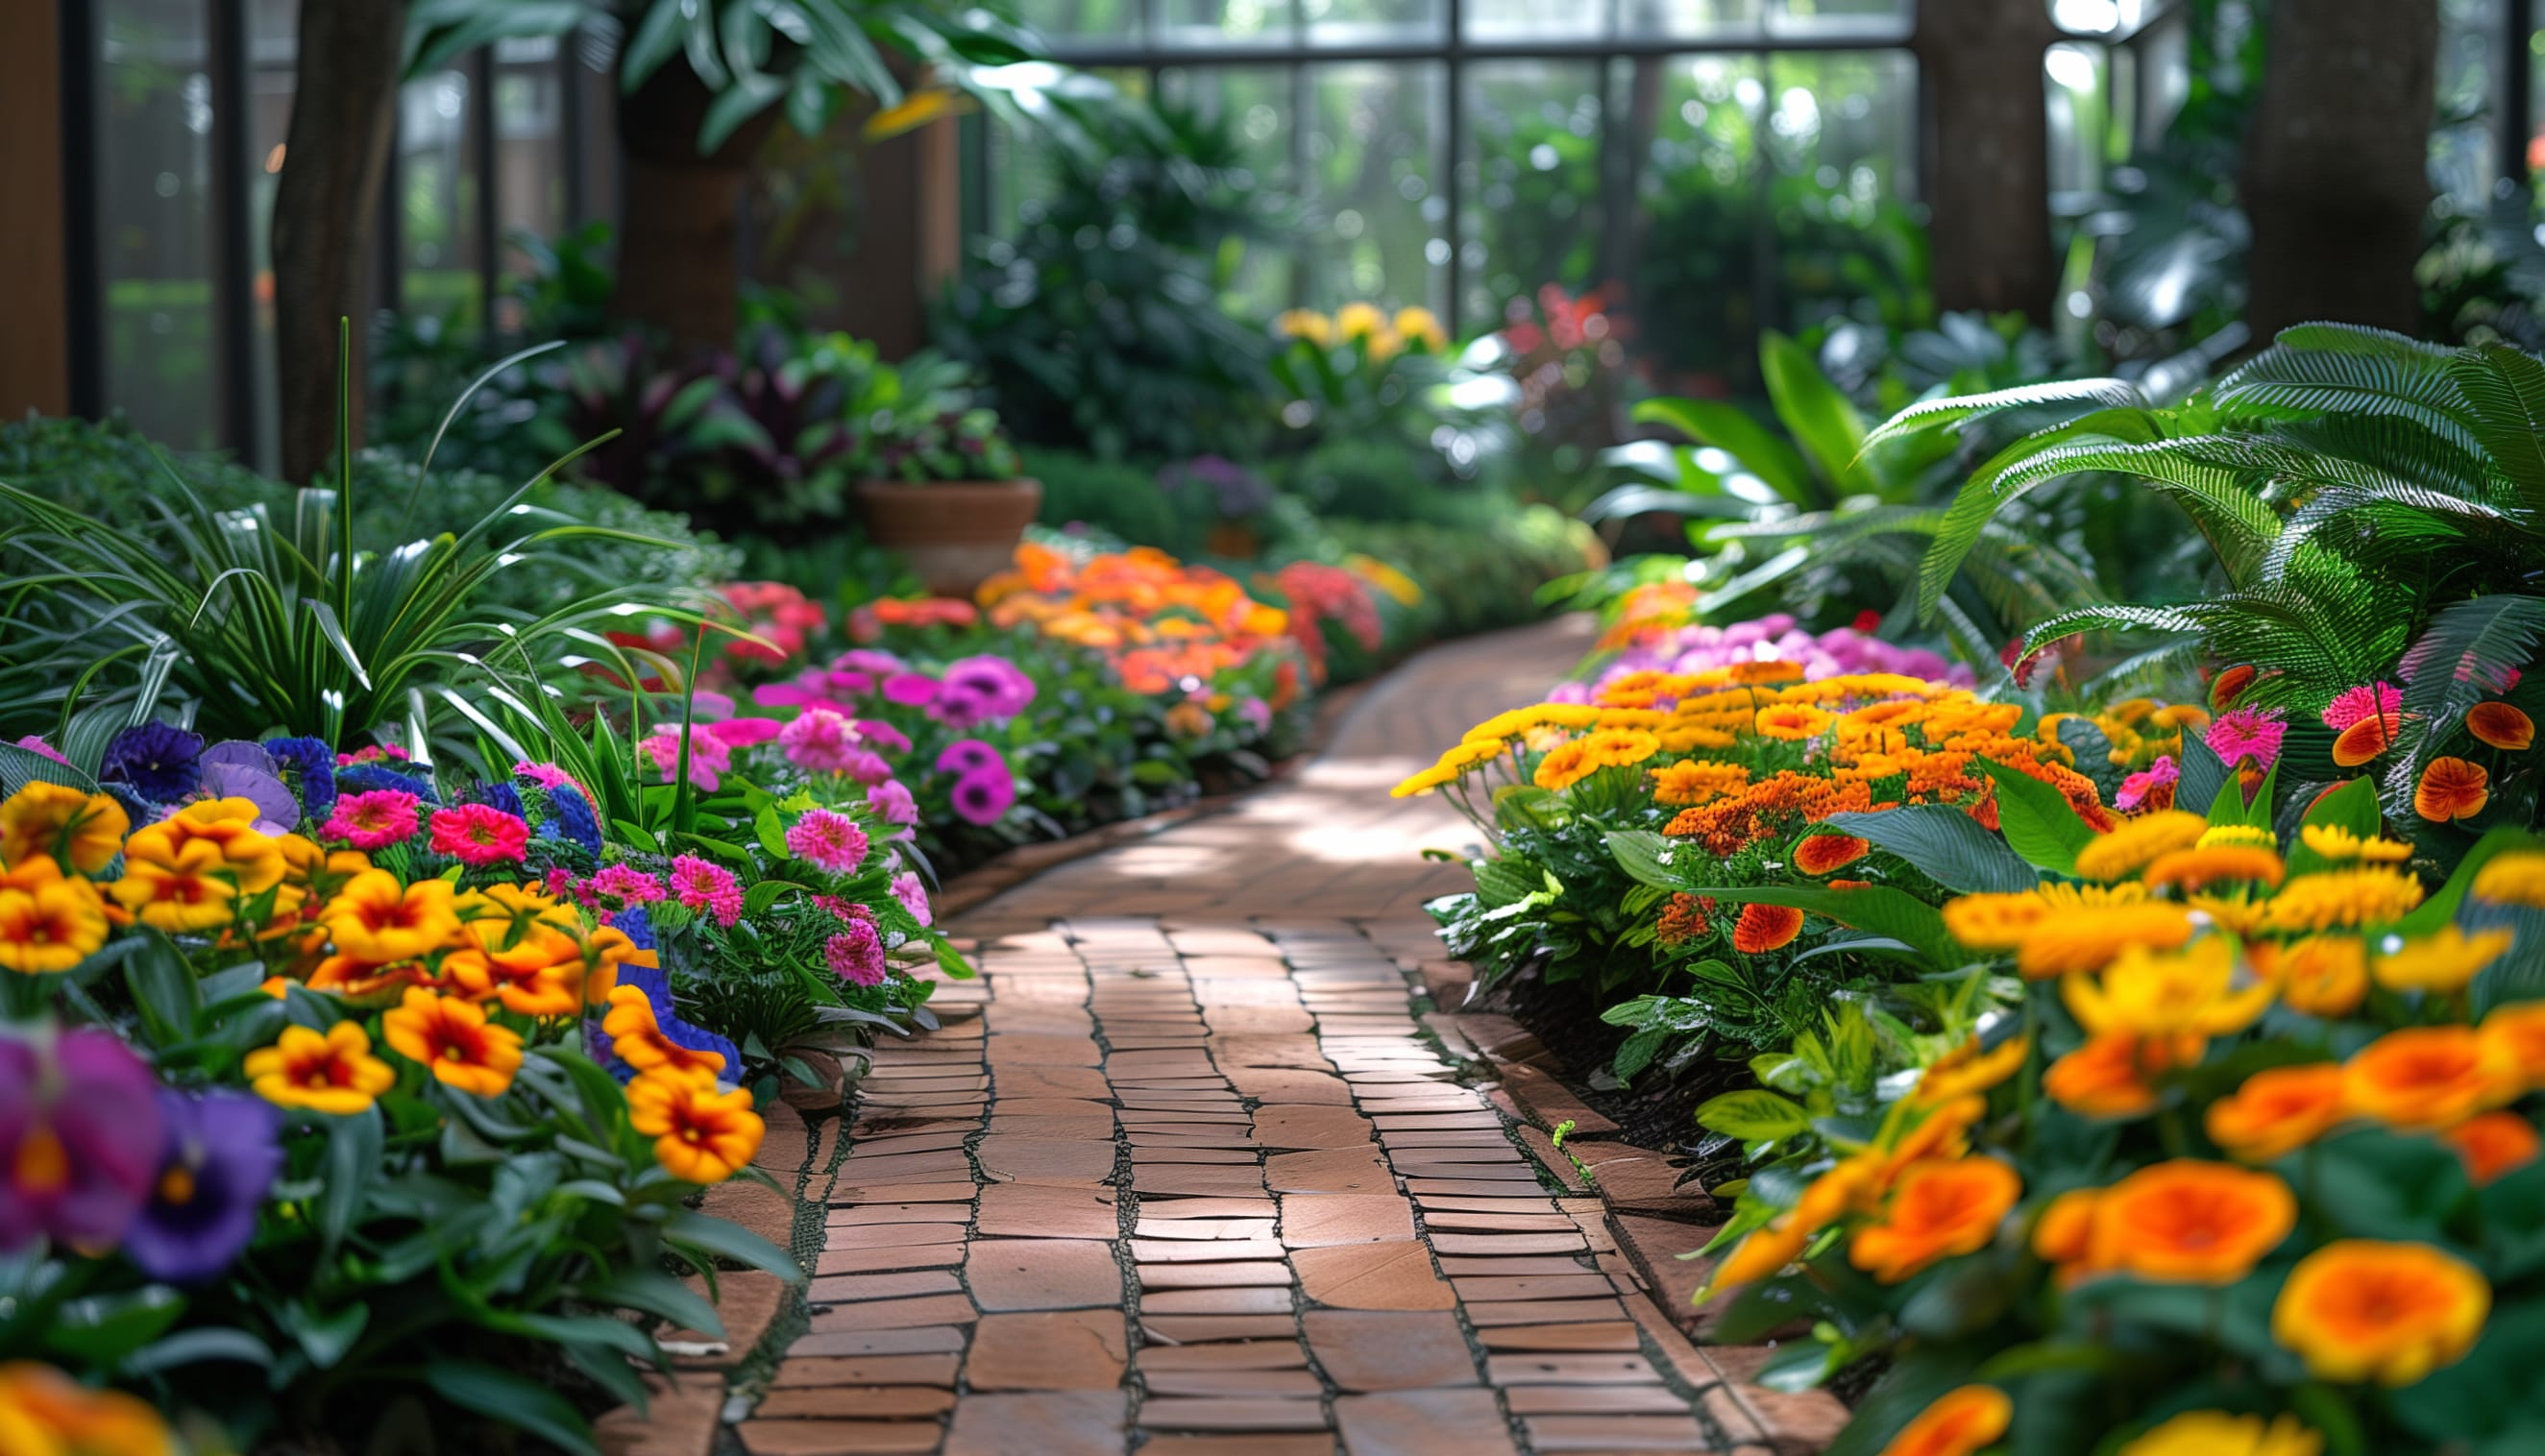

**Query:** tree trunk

left=615, top=63, right=787, bottom=355
left=271, top=0, right=405, bottom=485
left=2240, top=0, right=2437, bottom=341
left=1911, top=0, right=2062, bottom=323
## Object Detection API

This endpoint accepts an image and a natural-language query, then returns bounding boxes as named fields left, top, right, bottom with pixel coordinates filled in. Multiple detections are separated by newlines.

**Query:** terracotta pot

left=856, top=478, right=1043, bottom=597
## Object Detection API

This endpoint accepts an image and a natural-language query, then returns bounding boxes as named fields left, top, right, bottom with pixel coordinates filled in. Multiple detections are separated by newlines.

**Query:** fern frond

left=2444, top=345, right=2545, bottom=515
left=2260, top=480, right=2519, bottom=580
left=1860, top=379, right=2148, bottom=451
left=2397, top=594, right=2545, bottom=753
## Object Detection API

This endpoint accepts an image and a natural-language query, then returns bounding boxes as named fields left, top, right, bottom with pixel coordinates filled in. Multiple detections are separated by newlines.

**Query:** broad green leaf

left=425, top=1362, right=599, bottom=1456
left=316, top=1105, right=384, bottom=1255
left=1606, top=830, right=1699, bottom=890
left=1974, top=759, right=2096, bottom=876
left=1694, top=1089, right=1810, bottom=1140
left=1631, top=396, right=1820, bottom=508
left=1680, top=883, right=1959, bottom=970
left=1760, top=329, right=1868, bottom=495
left=1818, top=807, right=2039, bottom=894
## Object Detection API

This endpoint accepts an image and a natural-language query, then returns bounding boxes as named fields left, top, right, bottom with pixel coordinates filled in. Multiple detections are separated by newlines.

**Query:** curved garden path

left=630, top=618, right=1842, bottom=1456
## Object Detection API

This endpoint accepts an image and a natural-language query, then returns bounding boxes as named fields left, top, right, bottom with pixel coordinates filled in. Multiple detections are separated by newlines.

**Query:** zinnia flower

left=2413, top=757, right=2489, bottom=822
left=427, top=804, right=530, bottom=866
left=867, top=781, right=918, bottom=830
left=244, top=1021, right=397, bottom=1115
left=949, top=769, right=1016, bottom=827
left=589, top=863, right=667, bottom=908
left=2373, top=925, right=2515, bottom=994
left=124, top=1089, right=281, bottom=1284
left=100, top=721, right=204, bottom=802
left=1848, top=1156, right=2019, bottom=1282
left=670, top=854, right=744, bottom=927
left=2343, top=1026, right=2520, bottom=1130
left=0, top=1031, right=161, bottom=1252
left=641, top=726, right=730, bottom=792
left=1731, top=902, right=1805, bottom=954
left=322, top=789, right=422, bottom=852
left=2206, top=1063, right=2347, bottom=1162
left=2271, top=1239, right=2488, bottom=1386
left=1872, top=1384, right=2009, bottom=1456
left=778, top=709, right=864, bottom=774
left=890, top=871, right=932, bottom=928
left=785, top=809, right=870, bottom=873
left=2321, top=681, right=2403, bottom=733
left=382, top=987, right=524, bottom=1098
left=2441, top=1110, right=2540, bottom=1185
left=824, top=920, right=889, bottom=987
left=2206, top=708, right=2288, bottom=770
left=0, top=783, right=129, bottom=874
left=2071, top=1160, right=2296, bottom=1284
left=2118, top=1412, right=2322, bottom=1456
left=2467, top=701, right=2534, bottom=751
left=627, top=1066, right=765, bottom=1183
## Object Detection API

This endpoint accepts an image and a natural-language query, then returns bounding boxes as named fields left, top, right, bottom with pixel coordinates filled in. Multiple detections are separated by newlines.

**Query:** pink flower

left=335, top=744, right=411, bottom=768
left=778, top=709, right=864, bottom=774
left=427, top=804, right=530, bottom=866
left=2322, top=682, right=2404, bottom=732
left=840, top=748, right=893, bottom=786
left=785, top=810, right=870, bottom=874
left=2116, top=755, right=2179, bottom=812
left=823, top=921, right=888, bottom=987
left=513, top=761, right=592, bottom=800
left=545, top=866, right=592, bottom=905
left=704, top=716, right=783, bottom=748
left=2206, top=707, right=2287, bottom=770
left=949, top=769, right=1016, bottom=827
left=890, top=871, right=932, bottom=928
left=670, top=854, right=745, bottom=927
left=12, top=736, right=69, bottom=765
left=642, top=727, right=730, bottom=791
left=814, top=893, right=871, bottom=924
left=853, top=720, right=912, bottom=755
left=590, top=863, right=667, bottom=907
left=322, top=789, right=421, bottom=851
left=882, top=672, right=942, bottom=708
left=867, top=780, right=918, bottom=831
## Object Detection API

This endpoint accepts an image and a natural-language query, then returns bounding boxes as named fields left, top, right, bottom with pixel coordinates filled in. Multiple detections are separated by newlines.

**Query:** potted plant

left=852, top=352, right=1038, bottom=595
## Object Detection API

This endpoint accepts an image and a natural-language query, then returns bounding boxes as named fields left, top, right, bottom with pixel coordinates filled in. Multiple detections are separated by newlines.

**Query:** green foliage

left=1026, top=447, right=1192, bottom=555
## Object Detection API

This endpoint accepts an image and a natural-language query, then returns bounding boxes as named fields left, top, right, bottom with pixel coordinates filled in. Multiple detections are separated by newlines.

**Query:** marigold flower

left=2076, top=1160, right=2297, bottom=1284
left=2374, top=925, right=2515, bottom=994
left=244, top=1022, right=397, bottom=1115
left=2271, top=1239, right=2488, bottom=1386
left=1650, top=760, right=1750, bottom=807
left=1792, top=834, right=1870, bottom=876
left=1653, top=892, right=1712, bottom=947
left=323, top=870, right=462, bottom=961
left=2264, top=868, right=2425, bottom=933
left=627, top=1066, right=765, bottom=1183
left=2015, top=904, right=2197, bottom=980
left=2298, top=823, right=2412, bottom=862
left=2075, top=811, right=2206, bottom=882
left=2043, top=1032, right=2173, bottom=1118
left=1753, top=703, right=1835, bottom=740
left=2440, top=1110, right=2539, bottom=1185
left=2065, top=937, right=2275, bottom=1042
left=2119, top=1411, right=2321, bottom=1456
left=381, top=987, right=523, bottom=1098
left=1532, top=741, right=1598, bottom=791
left=0, top=1361, right=176, bottom=1456
left=2206, top=1063, right=2347, bottom=1162
left=2270, top=934, right=2369, bottom=1016
left=0, top=784, right=129, bottom=875
left=2414, top=757, right=2490, bottom=822
left=1911, top=1034, right=2029, bottom=1105
left=2345, top=1026, right=2521, bottom=1130
left=1731, top=902, right=1805, bottom=954
left=1849, top=1157, right=2020, bottom=1282
left=2472, top=851, right=2545, bottom=909
left=2467, top=701, right=2535, bottom=751
left=1873, top=1384, right=2010, bottom=1456
left=2143, top=844, right=2285, bottom=892
left=0, top=861, right=110, bottom=975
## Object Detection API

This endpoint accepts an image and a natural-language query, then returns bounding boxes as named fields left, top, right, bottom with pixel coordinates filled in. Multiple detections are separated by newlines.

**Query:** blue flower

left=615, top=906, right=656, bottom=951
left=123, top=1089, right=281, bottom=1285
left=542, top=784, right=602, bottom=855
left=474, top=780, right=525, bottom=816
left=262, top=736, right=337, bottom=821
left=101, top=722, right=205, bottom=803
left=336, top=763, right=439, bottom=804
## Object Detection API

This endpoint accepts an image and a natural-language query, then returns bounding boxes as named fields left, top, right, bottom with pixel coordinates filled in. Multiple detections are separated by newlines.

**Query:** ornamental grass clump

left=1681, top=730, right=2545, bottom=1455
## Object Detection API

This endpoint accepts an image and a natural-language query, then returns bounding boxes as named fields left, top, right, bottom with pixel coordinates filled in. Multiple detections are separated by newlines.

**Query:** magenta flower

left=705, top=716, right=784, bottom=748
left=2205, top=708, right=2288, bottom=770
left=642, top=727, right=730, bottom=791
left=785, top=809, right=870, bottom=874
left=2321, top=681, right=2403, bottom=732
left=814, top=893, right=871, bottom=924
left=867, top=780, right=919, bottom=831
left=323, top=789, right=422, bottom=851
left=823, top=921, right=889, bottom=987
left=590, top=862, right=668, bottom=908
left=778, top=709, right=864, bottom=774
left=428, top=804, right=530, bottom=866
left=882, top=672, right=942, bottom=708
left=670, top=854, right=745, bottom=927
left=513, top=761, right=592, bottom=801
left=124, top=1089, right=281, bottom=1284
left=12, top=736, right=69, bottom=765
left=0, top=1030, right=163, bottom=1252
left=2116, top=755, right=2180, bottom=812
left=935, top=739, right=1004, bottom=777
left=949, top=768, right=1017, bottom=827
left=835, top=649, right=904, bottom=677
left=944, top=656, right=1036, bottom=716
left=890, top=871, right=933, bottom=928
left=853, top=720, right=913, bottom=755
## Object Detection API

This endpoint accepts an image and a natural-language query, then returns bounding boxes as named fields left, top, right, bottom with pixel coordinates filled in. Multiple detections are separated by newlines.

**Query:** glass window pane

left=494, top=36, right=570, bottom=325
left=1616, top=0, right=1766, bottom=39
left=1016, top=0, right=1142, bottom=42
left=1627, top=53, right=1768, bottom=391
left=1157, top=0, right=1296, bottom=50
left=249, top=0, right=297, bottom=472
left=1769, top=0, right=1910, bottom=39
left=1463, top=0, right=1603, bottom=43
left=398, top=67, right=482, bottom=329
left=1763, top=51, right=1920, bottom=334
left=1303, top=61, right=1445, bottom=310
left=1307, top=0, right=1444, bottom=49
left=96, top=0, right=219, bottom=449
left=2432, top=0, right=2503, bottom=214
left=1460, top=61, right=1606, bottom=325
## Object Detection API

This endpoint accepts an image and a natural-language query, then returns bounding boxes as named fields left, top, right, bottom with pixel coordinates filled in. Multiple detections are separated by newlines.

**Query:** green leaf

left=1631, top=396, right=1820, bottom=508
left=316, top=1105, right=384, bottom=1254
left=1694, top=1089, right=1810, bottom=1140
left=425, top=1361, right=599, bottom=1456
left=1818, top=807, right=2039, bottom=894
left=1680, top=883, right=1960, bottom=970
left=1606, top=830, right=1695, bottom=890
left=45, top=1288, right=188, bottom=1365
left=665, top=1207, right=804, bottom=1280
left=753, top=805, right=792, bottom=860
left=1760, top=330, right=1868, bottom=495
left=123, top=929, right=202, bottom=1046
left=2176, top=731, right=2232, bottom=816
left=1974, top=759, right=2095, bottom=875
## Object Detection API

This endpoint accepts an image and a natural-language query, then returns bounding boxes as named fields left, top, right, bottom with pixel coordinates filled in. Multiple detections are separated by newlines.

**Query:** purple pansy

left=0, top=1031, right=164, bottom=1252
left=124, top=1089, right=282, bottom=1284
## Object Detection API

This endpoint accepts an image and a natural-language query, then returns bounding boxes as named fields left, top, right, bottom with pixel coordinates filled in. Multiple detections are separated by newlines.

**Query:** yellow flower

left=0, top=783, right=129, bottom=875
left=2142, top=845, right=2285, bottom=893
left=2373, top=926, right=2516, bottom=994
left=1580, top=728, right=1659, bottom=768
left=1436, top=739, right=1507, bottom=771
left=1651, top=760, right=1749, bottom=807
left=1334, top=302, right=1387, bottom=342
left=381, top=987, right=524, bottom=1098
left=2119, top=1412, right=2320, bottom=1456
left=1275, top=308, right=1334, bottom=346
left=1392, top=305, right=1448, bottom=352
left=127, top=798, right=286, bottom=892
left=323, top=870, right=462, bottom=961
left=245, top=1021, right=398, bottom=1115
left=0, top=1361, right=176, bottom=1456
left=1753, top=703, right=1836, bottom=740
left=2472, top=851, right=2545, bottom=909
left=1532, top=741, right=1599, bottom=791
left=2299, top=824, right=2411, bottom=862
left=2196, top=823, right=2278, bottom=850
left=2189, top=891, right=2268, bottom=935
left=1389, top=764, right=1457, bottom=799
left=2271, top=934, right=2368, bottom=1016
left=2015, top=903, right=2197, bottom=979
left=1910, top=1034, right=2029, bottom=1105
left=1658, top=724, right=1738, bottom=752
left=0, top=860, right=110, bottom=975
left=2271, top=1240, right=2489, bottom=1386
left=627, top=1066, right=766, bottom=1184
left=109, top=837, right=241, bottom=934
left=2064, top=936, right=2275, bottom=1041
left=2074, top=811, right=2206, bottom=882
left=2264, top=868, right=2426, bottom=933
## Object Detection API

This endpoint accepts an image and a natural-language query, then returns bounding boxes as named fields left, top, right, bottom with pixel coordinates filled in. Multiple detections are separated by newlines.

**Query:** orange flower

left=442, top=929, right=586, bottom=1017
left=2141, top=845, right=2285, bottom=892
left=1849, top=1157, right=2020, bottom=1283
left=2210, top=664, right=2258, bottom=710
left=2074, top=1160, right=2296, bottom=1284
left=243, top=1021, right=397, bottom=1115
left=601, top=984, right=730, bottom=1077
left=2271, top=1239, right=2489, bottom=1385
left=627, top=1066, right=765, bottom=1184
left=2468, top=701, right=2534, bottom=751
left=323, top=871, right=461, bottom=961
left=2206, top=1063, right=2347, bottom=1162
left=2043, top=1032, right=2178, bottom=1118
left=2414, top=757, right=2489, bottom=822
left=1731, top=902, right=1805, bottom=954
left=2441, top=1111, right=2540, bottom=1185
left=1875, top=1385, right=2010, bottom=1456
left=0, top=1361, right=175, bottom=1456
left=1532, top=740, right=1598, bottom=791
left=2373, top=925, right=2515, bottom=994
left=1754, top=703, right=1835, bottom=740
left=1792, top=834, right=1870, bottom=876
left=1942, top=890, right=2056, bottom=951
left=2332, top=710, right=2402, bottom=767
left=1651, top=760, right=1750, bottom=806
left=1703, top=1218, right=1814, bottom=1298
left=2031, top=1189, right=2100, bottom=1266
left=2345, top=1027, right=2521, bottom=1130
left=2271, top=935, right=2368, bottom=1016
left=2015, top=904, right=2196, bottom=979
left=2479, top=1001, right=2545, bottom=1083
left=0, top=784, right=129, bottom=874
left=381, top=987, right=524, bottom=1097
left=1911, top=1034, right=2030, bottom=1106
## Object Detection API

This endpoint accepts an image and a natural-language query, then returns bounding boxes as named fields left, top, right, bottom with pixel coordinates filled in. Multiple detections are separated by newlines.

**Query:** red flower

left=427, top=805, right=529, bottom=866
left=1732, top=903, right=1806, bottom=954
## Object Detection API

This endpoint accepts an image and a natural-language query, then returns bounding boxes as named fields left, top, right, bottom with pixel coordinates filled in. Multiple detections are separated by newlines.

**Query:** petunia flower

left=935, top=739, right=1005, bottom=777
left=948, top=769, right=1016, bottom=827
left=124, top=1089, right=281, bottom=1284
left=100, top=722, right=205, bottom=803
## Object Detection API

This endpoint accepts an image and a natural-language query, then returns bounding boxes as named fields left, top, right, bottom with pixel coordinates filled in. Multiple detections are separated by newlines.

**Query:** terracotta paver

left=742, top=619, right=1824, bottom=1454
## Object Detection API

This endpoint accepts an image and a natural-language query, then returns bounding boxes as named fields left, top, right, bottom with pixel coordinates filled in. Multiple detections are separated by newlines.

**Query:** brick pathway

left=727, top=619, right=1829, bottom=1456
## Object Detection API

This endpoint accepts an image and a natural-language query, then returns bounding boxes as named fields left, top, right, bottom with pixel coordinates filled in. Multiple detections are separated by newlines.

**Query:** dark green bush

left=1024, top=446, right=1190, bottom=555
left=1325, top=505, right=1599, bottom=641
